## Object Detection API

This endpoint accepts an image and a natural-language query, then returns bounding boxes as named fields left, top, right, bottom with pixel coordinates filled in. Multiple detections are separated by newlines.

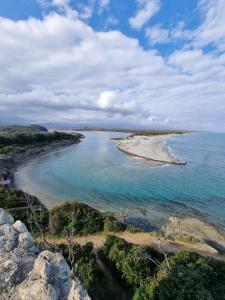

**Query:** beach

left=117, top=134, right=186, bottom=165
left=5, top=130, right=225, bottom=259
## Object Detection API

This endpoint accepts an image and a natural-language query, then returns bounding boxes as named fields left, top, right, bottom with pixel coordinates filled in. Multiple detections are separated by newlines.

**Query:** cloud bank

left=0, top=0, right=225, bottom=131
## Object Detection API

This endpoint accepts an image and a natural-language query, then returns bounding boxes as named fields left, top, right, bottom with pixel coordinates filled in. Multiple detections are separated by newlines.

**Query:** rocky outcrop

left=0, top=208, right=90, bottom=300
left=161, top=216, right=225, bottom=253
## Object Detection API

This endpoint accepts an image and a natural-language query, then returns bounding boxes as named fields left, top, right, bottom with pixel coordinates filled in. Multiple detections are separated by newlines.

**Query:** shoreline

left=0, top=140, right=83, bottom=211
left=2, top=131, right=225, bottom=258
left=1, top=140, right=80, bottom=187
left=116, top=134, right=186, bottom=165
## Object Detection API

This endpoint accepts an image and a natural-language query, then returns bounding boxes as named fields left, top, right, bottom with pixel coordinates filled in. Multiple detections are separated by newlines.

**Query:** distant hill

left=71, top=127, right=189, bottom=135
left=0, top=124, right=48, bottom=133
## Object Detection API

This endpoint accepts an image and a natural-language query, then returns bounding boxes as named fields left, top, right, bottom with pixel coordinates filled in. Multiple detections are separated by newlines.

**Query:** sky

left=0, top=0, right=225, bottom=131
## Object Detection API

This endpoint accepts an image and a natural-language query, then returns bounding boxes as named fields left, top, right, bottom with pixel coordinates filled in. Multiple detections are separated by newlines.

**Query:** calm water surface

left=15, top=131, right=225, bottom=230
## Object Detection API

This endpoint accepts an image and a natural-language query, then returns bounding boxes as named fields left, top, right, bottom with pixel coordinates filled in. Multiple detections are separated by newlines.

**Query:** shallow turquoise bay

left=15, top=131, right=225, bottom=230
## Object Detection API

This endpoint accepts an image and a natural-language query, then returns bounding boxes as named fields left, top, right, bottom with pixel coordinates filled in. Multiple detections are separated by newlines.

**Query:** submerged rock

left=0, top=208, right=90, bottom=300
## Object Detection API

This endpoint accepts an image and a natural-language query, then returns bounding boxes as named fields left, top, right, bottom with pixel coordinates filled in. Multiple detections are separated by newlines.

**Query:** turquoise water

left=15, top=132, right=225, bottom=230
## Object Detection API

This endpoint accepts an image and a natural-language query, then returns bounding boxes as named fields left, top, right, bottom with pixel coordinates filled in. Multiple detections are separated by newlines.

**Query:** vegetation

left=0, top=124, right=48, bottom=132
left=148, top=251, right=225, bottom=300
left=0, top=187, right=49, bottom=234
left=72, top=127, right=189, bottom=135
left=54, top=242, right=119, bottom=300
left=100, top=235, right=225, bottom=300
left=36, top=238, right=127, bottom=300
left=129, top=129, right=188, bottom=136
left=103, top=216, right=127, bottom=232
left=0, top=125, right=82, bottom=155
left=99, top=235, right=164, bottom=299
left=1, top=186, right=225, bottom=299
left=0, top=188, right=127, bottom=237
left=50, top=201, right=127, bottom=236
left=163, top=232, right=203, bottom=244
left=51, top=201, right=104, bottom=236
left=0, top=130, right=80, bottom=148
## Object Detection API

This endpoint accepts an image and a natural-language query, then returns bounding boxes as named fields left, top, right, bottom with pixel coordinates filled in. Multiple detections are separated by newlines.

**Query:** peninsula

left=115, top=134, right=186, bottom=165
left=1, top=125, right=225, bottom=300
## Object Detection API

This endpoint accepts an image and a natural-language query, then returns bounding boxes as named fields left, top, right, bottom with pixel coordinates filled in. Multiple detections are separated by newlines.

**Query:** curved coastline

left=11, top=141, right=80, bottom=184
left=4, top=130, right=225, bottom=259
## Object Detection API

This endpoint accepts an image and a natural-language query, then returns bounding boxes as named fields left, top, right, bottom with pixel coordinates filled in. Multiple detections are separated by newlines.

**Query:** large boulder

left=17, top=250, right=90, bottom=300
left=0, top=208, right=38, bottom=295
left=0, top=208, right=90, bottom=300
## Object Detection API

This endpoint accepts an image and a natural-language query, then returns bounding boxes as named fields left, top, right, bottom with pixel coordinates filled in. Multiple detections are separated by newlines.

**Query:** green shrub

left=50, top=201, right=104, bottom=236
left=101, top=235, right=163, bottom=298
left=148, top=251, right=225, bottom=300
left=101, top=236, right=225, bottom=300
left=56, top=242, right=117, bottom=300
left=0, top=187, right=49, bottom=234
left=0, top=127, right=82, bottom=155
left=103, top=216, right=126, bottom=232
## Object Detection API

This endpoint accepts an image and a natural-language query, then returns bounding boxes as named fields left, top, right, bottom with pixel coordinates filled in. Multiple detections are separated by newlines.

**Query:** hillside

left=1, top=186, right=225, bottom=299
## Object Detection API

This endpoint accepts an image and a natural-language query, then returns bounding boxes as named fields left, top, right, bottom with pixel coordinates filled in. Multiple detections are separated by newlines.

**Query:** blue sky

left=0, top=0, right=200, bottom=53
left=0, top=0, right=225, bottom=131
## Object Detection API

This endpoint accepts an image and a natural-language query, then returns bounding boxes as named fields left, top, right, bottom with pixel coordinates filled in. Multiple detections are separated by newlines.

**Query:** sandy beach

left=117, top=134, right=186, bottom=165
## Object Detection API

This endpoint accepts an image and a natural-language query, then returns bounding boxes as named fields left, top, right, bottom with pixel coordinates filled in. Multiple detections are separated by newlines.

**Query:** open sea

left=15, top=131, right=225, bottom=230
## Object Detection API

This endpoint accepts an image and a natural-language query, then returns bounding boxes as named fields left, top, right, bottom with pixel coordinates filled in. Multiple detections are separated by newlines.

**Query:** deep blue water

left=15, top=132, right=225, bottom=230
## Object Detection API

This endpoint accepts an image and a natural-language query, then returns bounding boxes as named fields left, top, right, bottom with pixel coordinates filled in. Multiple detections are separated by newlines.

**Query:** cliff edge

left=0, top=208, right=90, bottom=300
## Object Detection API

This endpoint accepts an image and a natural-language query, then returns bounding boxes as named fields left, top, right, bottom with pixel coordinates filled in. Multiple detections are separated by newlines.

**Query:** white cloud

left=97, top=91, right=136, bottom=112
left=129, top=0, right=160, bottom=29
left=0, top=13, right=225, bottom=130
left=97, top=91, right=116, bottom=108
left=37, top=0, right=77, bottom=18
left=145, top=22, right=193, bottom=45
left=146, top=0, right=225, bottom=51
left=193, top=0, right=225, bottom=51
left=145, top=25, right=169, bottom=44
left=99, top=0, right=109, bottom=9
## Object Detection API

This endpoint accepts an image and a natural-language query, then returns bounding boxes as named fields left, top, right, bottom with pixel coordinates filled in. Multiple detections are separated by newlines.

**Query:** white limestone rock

left=0, top=208, right=90, bottom=300
left=68, top=281, right=91, bottom=300
left=17, top=250, right=90, bottom=300
left=13, top=220, right=28, bottom=233
left=0, top=208, right=14, bottom=225
left=0, top=223, right=18, bottom=252
left=19, top=231, right=34, bottom=250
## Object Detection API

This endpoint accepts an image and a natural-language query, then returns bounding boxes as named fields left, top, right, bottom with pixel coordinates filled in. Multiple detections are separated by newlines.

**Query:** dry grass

left=36, top=230, right=219, bottom=257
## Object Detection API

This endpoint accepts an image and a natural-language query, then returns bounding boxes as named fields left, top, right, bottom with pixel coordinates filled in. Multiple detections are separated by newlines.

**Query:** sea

left=15, top=131, right=225, bottom=231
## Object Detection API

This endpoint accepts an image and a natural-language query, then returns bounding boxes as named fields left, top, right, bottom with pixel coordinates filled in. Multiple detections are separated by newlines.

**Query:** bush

left=56, top=242, right=117, bottom=300
left=101, top=235, right=163, bottom=298
left=103, top=216, right=126, bottom=232
left=101, top=236, right=225, bottom=300
left=50, top=201, right=104, bottom=236
left=148, top=251, right=225, bottom=300
left=0, top=187, right=49, bottom=234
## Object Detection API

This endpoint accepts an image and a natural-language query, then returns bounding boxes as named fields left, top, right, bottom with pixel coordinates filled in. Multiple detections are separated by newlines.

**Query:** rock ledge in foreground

left=0, top=207, right=90, bottom=300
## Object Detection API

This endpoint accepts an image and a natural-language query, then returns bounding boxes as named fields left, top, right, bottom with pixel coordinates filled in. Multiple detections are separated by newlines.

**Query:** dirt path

left=45, top=231, right=219, bottom=258
left=96, top=256, right=129, bottom=300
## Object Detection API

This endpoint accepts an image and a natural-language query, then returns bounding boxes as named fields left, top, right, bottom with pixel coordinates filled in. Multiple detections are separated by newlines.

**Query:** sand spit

left=117, top=134, right=186, bottom=165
